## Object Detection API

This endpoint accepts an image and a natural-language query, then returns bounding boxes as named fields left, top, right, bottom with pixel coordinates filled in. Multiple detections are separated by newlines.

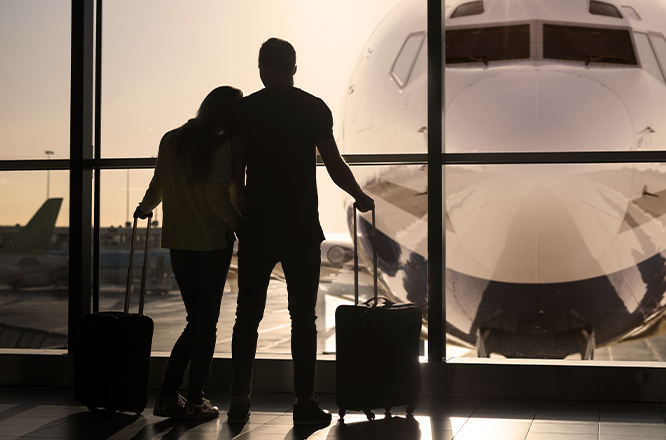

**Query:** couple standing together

left=134, top=38, right=374, bottom=425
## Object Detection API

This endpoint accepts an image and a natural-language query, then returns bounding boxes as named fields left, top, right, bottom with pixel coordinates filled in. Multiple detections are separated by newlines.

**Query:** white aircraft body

left=340, top=0, right=666, bottom=358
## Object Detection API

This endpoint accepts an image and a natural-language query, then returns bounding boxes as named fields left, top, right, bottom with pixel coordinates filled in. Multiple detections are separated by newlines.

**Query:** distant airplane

left=341, top=0, right=666, bottom=359
left=0, top=198, right=68, bottom=288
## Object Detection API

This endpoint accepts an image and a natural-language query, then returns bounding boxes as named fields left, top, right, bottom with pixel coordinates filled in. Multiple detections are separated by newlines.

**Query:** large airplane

left=0, top=198, right=68, bottom=289
left=340, top=0, right=666, bottom=359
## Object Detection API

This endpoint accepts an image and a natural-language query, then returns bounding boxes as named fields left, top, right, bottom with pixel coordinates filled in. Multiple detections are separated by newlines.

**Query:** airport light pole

left=45, top=150, right=54, bottom=199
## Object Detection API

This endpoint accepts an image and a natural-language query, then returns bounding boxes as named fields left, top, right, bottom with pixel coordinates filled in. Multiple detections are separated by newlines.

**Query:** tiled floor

left=1, top=387, right=666, bottom=439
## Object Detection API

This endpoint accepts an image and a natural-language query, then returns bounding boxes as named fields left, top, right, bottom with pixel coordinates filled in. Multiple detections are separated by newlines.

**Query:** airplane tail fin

left=2, top=198, right=63, bottom=255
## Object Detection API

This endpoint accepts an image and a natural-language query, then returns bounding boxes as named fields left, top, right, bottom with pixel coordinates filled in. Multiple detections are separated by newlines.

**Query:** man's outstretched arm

left=317, top=138, right=374, bottom=212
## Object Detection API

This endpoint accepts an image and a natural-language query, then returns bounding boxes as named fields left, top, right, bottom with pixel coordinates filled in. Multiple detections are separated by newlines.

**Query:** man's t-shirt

left=229, top=87, right=334, bottom=250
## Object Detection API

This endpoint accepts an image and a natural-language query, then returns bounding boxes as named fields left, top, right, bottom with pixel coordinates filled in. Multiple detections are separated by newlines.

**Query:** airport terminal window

left=0, top=171, right=69, bottom=349
left=391, top=32, right=426, bottom=87
left=589, top=1, right=623, bottom=18
left=634, top=32, right=666, bottom=84
left=543, top=24, right=637, bottom=65
left=445, top=25, right=530, bottom=65
left=444, top=163, right=666, bottom=362
left=450, top=1, right=484, bottom=19
left=0, top=1, right=70, bottom=160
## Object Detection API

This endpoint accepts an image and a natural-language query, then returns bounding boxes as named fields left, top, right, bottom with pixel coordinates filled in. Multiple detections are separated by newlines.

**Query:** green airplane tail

left=2, top=198, right=63, bottom=255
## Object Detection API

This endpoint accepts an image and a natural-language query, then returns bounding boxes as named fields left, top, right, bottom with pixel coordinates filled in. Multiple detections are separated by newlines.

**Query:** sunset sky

left=0, top=0, right=405, bottom=231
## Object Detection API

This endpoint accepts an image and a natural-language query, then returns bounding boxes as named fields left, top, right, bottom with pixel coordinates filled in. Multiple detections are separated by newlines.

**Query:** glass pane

left=0, top=1, right=70, bottom=160
left=100, top=165, right=426, bottom=355
left=634, top=33, right=666, bottom=84
left=101, top=0, right=409, bottom=157
left=445, top=163, right=666, bottom=362
left=0, top=171, right=69, bottom=349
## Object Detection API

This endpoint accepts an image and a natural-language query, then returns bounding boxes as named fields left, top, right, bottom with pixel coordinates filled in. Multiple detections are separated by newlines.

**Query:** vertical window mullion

left=68, top=0, right=94, bottom=353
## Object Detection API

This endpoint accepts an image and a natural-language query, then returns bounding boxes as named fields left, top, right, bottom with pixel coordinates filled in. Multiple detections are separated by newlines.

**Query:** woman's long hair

left=170, top=86, right=243, bottom=185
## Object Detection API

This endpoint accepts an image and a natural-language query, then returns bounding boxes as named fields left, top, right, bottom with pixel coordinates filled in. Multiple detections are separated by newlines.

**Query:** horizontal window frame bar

left=444, top=151, right=666, bottom=164
left=2, top=151, right=666, bottom=171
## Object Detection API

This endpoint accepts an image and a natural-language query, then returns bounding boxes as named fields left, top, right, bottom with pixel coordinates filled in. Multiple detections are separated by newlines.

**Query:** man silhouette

left=227, top=37, right=374, bottom=426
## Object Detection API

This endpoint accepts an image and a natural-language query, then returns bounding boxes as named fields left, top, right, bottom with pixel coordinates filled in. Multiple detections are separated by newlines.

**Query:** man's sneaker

left=184, top=397, right=219, bottom=420
left=293, top=400, right=332, bottom=426
left=153, top=393, right=186, bottom=418
left=227, top=398, right=251, bottom=424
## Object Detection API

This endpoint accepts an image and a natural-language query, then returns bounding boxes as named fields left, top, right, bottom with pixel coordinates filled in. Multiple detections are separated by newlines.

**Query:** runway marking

left=215, top=323, right=291, bottom=345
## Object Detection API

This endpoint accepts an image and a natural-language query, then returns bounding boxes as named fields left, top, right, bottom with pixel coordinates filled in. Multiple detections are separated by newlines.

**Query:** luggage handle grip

left=125, top=214, right=153, bottom=315
left=363, top=296, right=394, bottom=307
left=353, top=204, right=377, bottom=307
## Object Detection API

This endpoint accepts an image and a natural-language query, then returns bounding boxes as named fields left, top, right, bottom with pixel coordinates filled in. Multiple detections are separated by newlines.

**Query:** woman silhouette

left=134, top=86, right=242, bottom=420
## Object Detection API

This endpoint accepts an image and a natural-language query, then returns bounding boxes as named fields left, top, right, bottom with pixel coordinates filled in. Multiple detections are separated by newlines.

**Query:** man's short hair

left=259, top=38, right=296, bottom=76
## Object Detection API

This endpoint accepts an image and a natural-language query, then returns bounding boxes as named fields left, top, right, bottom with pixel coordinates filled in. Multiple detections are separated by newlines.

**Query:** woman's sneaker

left=153, top=393, right=187, bottom=418
left=293, top=400, right=332, bottom=426
left=184, top=397, right=219, bottom=420
left=227, top=398, right=251, bottom=424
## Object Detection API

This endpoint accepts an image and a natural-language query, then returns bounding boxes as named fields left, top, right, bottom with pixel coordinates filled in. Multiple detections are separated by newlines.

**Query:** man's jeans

left=160, top=246, right=233, bottom=402
left=231, top=241, right=321, bottom=398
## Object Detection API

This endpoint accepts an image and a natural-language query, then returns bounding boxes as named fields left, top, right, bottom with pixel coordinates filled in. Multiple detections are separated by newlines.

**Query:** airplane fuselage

left=341, top=0, right=666, bottom=358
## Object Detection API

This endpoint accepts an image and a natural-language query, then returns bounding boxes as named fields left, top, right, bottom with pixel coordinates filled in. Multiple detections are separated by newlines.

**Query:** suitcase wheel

left=384, top=407, right=392, bottom=418
left=364, top=409, right=375, bottom=421
left=406, top=403, right=416, bottom=415
left=338, top=408, right=346, bottom=420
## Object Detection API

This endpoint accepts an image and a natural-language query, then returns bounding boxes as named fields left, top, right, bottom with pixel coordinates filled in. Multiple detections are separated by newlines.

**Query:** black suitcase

left=74, top=216, right=155, bottom=414
left=335, top=206, right=422, bottom=421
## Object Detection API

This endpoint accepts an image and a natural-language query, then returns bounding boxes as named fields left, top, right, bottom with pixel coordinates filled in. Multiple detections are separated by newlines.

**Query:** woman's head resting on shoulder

left=196, top=86, right=244, bottom=134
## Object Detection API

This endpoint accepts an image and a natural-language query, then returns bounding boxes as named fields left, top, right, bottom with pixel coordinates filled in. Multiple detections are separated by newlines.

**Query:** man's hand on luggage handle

left=133, top=205, right=152, bottom=220
left=354, top=193, right=375, bottom=213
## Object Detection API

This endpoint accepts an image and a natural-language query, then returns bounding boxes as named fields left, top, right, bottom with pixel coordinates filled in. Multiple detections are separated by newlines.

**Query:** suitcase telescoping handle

left=353, top=204, right=378, bottom=306
left=125, top=213, right=153, bottom=315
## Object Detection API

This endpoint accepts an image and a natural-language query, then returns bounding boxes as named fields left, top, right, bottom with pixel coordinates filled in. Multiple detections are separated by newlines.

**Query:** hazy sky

left=0, top=0, right=405, bottom=231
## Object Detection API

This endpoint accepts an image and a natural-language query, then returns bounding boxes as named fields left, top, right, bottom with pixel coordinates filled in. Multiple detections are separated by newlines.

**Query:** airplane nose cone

left=446, top=70, right=634, bottom=152
left=445, top=70, right=635, bottom=283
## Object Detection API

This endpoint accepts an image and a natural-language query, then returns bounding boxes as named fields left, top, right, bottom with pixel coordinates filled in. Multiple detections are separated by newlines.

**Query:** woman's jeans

left=160, top=245, right=234, bottom=403
left=231, top=241, right=321, bottom=399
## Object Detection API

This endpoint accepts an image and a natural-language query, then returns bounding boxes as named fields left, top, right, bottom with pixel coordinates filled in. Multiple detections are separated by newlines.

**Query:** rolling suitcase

left=335, top=206, right=422, bottom=421
left=74, top=216, right=155, bottom=414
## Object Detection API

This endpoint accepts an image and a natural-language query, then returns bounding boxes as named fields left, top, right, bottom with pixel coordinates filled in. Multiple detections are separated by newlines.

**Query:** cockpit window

left=634, top=33, right=666, bottom=84
left=621, top=5, right=641, bottom=20
left=391, top=32, right=426, bottom=87
left=589, top=1, right=623, bottom=18
left=445, top=25, right=530, bottom=65
left=543, top=24, right=637, bottom=65
left=451, top=1, right=484, bottom=18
